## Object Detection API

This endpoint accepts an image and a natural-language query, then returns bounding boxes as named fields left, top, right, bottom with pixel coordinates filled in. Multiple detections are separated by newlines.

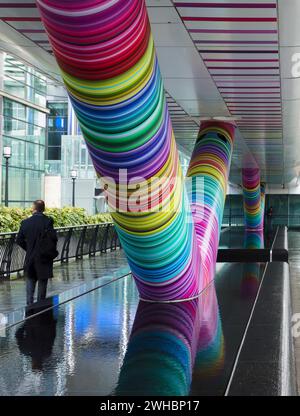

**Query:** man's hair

left=33, top=199, right=45, bottom=213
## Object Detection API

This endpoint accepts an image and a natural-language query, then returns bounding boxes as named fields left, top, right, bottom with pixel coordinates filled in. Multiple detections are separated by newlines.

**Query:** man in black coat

left=16, top=200, right=57, bottom=305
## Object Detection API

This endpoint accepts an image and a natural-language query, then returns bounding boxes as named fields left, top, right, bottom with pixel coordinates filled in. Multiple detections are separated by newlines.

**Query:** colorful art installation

left=242, top=168, right=265, bottom=231
left=193, top=283, right=224, bottom=382
left=187, top=122, right=235, bottom=287
left=36, top=0, right=234, bottom=301
left=241, top=229, right=265, bottom=299
left=115, top=283, right=223, bottom=396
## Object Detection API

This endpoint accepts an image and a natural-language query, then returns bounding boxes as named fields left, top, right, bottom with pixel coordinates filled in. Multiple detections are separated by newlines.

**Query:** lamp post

left=3, top=146, right=11, bottom=207
left=71, top=169, right=78, bottom=207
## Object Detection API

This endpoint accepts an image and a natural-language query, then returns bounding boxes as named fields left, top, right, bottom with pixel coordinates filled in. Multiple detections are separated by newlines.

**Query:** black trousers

left=25, top=261, right=49, bottom=305
left=26, top=278, right=48, bottom=306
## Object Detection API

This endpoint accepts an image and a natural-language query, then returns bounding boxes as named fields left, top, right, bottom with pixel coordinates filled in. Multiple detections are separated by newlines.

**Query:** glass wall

left=61, top=135, right=95, bottom=179
left=3, top=54, right=47, bottom=107
left=1, top=53, right=48, bottom=207
left=1, top=98, right=46, bottom=206
left=222, top=194, right=300, bottom=227
left=223, top=195, right=244, bottom=226
left=47, top=101, right=68, bottom=161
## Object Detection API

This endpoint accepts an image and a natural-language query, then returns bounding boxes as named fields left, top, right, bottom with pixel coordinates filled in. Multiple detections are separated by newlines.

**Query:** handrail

left=0, top=223, right=121, bottom=279
left=0, top=222, right=114, bottom=237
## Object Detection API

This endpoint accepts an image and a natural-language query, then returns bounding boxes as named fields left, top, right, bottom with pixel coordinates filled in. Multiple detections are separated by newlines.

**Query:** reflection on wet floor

left=288, top=229, right=300, bottom=394
left=0, top=257, right=266, bottom=396
left=219, top=226, right=274, bottom=249
left=0, top=250, right=130, bottom=314
left=0, top=227, right=274, bottom=316
left=116, top=282, right=223, bottom=396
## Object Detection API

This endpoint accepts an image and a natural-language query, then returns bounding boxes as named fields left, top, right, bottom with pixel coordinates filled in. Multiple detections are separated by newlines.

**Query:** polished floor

left=0, top=229, right=252, bottom=316
left=219, top=226, right=275, bottom=249
left=0, top=249, right=130, bottom=314
left=0, top=260, right=267, bottom=396
left=288, top=229, right=300, bottom=394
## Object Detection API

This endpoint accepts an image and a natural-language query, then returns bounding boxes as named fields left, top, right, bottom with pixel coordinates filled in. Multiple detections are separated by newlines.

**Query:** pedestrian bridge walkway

left=0, top=226, right=294, bottom=396
left=0, top=248, right=130, bottom=327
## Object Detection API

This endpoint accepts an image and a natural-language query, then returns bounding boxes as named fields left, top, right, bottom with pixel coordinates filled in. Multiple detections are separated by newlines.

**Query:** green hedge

left=0, top=206, right=112, bottom=233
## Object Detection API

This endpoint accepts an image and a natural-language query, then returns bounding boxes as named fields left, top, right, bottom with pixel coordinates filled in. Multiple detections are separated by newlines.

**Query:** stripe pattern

left=173, top=1, right=283, bottom=183
left=116, top=282, right=222, bottom=395
left=36, top=0, right=234, bottom=301
left=187, top=121, right=235, bottom=287
left=36, top=0, right=203, bottom=302
left=242, top=168, right=265, bottom=230
left=0, top=2, right=200, bottom=146
left=241, top=229, right=264, bottom=299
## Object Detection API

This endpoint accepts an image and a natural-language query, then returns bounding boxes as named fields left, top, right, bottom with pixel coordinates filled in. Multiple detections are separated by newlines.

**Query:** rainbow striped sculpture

left=193, top=281, right=224, bottom=384
left=115, top=300, right=199, bottom=395
left=115, top=283, right=223, bottom=396
left=187, top=122, right=235, bottom=287
left=36, top=0, right=234, bottom=301
left=241, top=229, right=265, bottom=299
left=242, top=168, right=265, bottom=231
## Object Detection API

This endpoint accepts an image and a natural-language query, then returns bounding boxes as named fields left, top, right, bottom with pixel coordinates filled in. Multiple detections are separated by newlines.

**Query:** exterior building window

left=46, top=101, right=68, bottom=162
left=1, top=53, right=48, bottom=207
left=3, top=54, right=47, bottom=107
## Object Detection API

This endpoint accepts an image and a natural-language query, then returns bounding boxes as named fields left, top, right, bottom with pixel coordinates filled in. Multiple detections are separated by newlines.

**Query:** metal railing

left=0, top=223, right=121, bottom=279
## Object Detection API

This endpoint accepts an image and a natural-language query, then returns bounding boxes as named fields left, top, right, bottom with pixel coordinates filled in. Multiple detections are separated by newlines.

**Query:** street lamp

left=3, top=146, right=11, bottom=207
left=71, top=169, right=78, bottom=207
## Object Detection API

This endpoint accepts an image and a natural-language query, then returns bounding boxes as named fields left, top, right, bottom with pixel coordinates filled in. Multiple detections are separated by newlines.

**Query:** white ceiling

left=1, top=0, right=299, bottom=185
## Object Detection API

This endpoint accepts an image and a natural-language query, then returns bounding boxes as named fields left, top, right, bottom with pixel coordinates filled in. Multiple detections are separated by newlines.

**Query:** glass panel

left=27, top=107, right=46, bottom=128
left=48, top=102, right=68, bottom=116
left=289, top=195, right=300, bottom=226
left=3, top=75, right=26, bottom=100
left=222, top=195, right=244, bottom=226
left=3, top=54, right=47, bottom=106
left=45, top=160, right=62, bottom=175
left=26, top=124, right=46, bottom=145
left=26, top=142, right=43, bottom=171
left=2, top=166, right=26, bottom=205
left=34, top=92, right=46, bottom=107
left=3, top=98, right=26, bottom=121
left=25, top=170, right=43, bottom=202
left=48, top=146, right=61, bottom=160
left=46, top=102, right=68, bottom=161
left=4, top=118, right=46, bottom=145
left=48, top=132, right=62, bottom=146
left=265, top=195, right=288, bottom=225
left=32, top=73, right=47, bottom=95
left=1, top=57, right=47, bottom=207
left=3, top=118, right=27, bottom=140
left=2, top=136, right=26, bottom=169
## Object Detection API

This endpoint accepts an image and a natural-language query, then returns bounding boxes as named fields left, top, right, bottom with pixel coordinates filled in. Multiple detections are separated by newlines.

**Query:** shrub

left=45, top=207, right=89, bottom=228
left=0, top=206, right=112, bottom=233
left=87, top=213, right=113, bottom=224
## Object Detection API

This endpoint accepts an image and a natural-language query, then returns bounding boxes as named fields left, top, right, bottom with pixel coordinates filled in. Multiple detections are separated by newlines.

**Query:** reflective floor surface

left=288, top=229, right=300, bottom=394
left=0, top=227, right=274, bottom=316
left=0, top=249, right=130, bottom=314
left=219, top=226, right=275, bottom=249
left=0, top=260, right=267, bottom=396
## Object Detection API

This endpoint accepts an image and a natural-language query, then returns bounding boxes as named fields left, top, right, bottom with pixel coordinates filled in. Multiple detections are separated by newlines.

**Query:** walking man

left=16, top=200, right=58, bottom=306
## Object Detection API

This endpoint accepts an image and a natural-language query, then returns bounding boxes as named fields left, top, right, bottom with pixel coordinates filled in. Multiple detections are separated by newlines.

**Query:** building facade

left=0, top=52, right=48, bottom=206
